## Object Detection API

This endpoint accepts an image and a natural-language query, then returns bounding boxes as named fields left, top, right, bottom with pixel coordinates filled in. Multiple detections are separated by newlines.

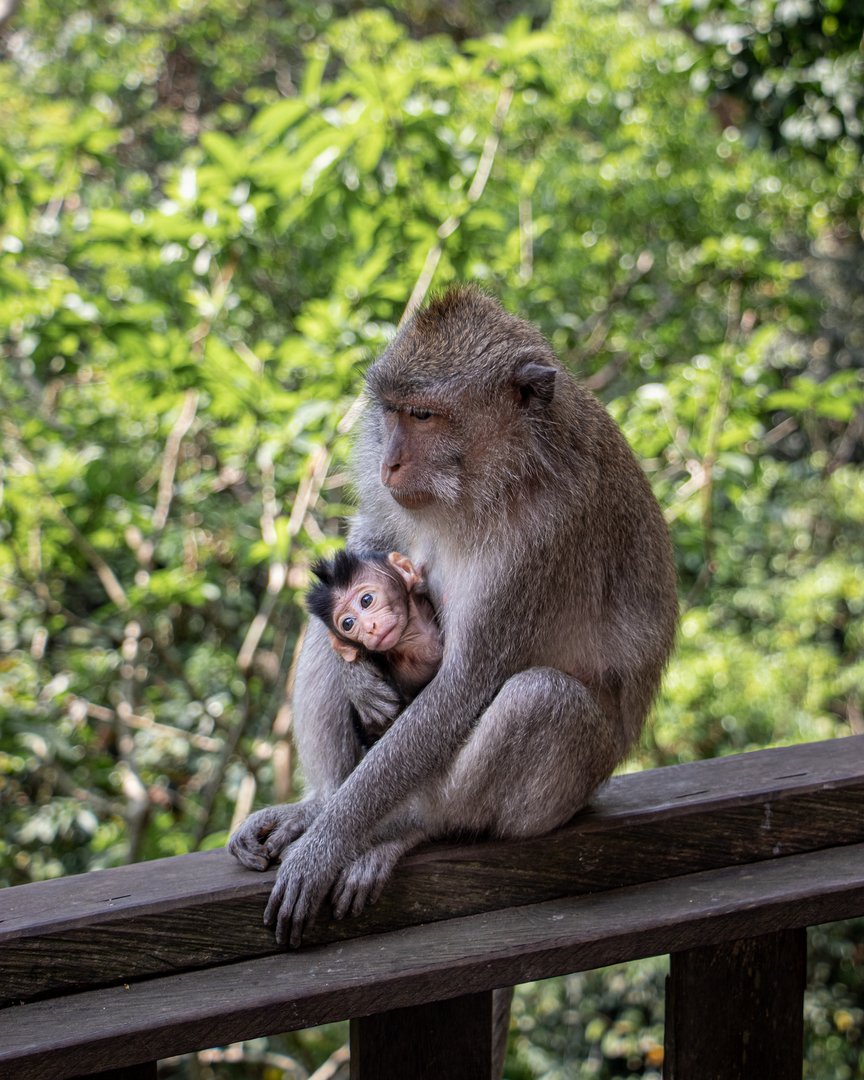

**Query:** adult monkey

left=229, top=286, right=678, bottom=946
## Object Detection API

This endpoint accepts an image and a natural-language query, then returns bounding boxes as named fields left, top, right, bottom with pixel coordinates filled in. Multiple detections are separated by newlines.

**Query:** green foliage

left=662, top=0, right=864, bottom=158
left=509, top=962, right=667, bottom=1079
left=1, top=0, right=862, bottom=1075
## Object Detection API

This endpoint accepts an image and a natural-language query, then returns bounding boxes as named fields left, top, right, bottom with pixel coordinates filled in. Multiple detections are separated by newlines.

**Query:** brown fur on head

left=368, top=286, right=555, bottom=398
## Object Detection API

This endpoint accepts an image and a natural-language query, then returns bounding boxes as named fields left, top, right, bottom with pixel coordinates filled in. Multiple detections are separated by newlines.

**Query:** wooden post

left=665, top=928, right=806, bottom=1080
left=350, top=991, right=495, bottom=1080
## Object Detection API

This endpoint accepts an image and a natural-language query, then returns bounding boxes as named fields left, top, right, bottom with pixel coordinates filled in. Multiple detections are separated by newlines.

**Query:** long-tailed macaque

left=306, top=549, right=443, bottom=743
left=229, top=286, right=678, bottom=946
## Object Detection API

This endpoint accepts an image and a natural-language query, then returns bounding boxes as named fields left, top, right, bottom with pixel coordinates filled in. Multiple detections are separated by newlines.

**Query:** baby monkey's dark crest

left=306, top=550, right=394, bottom=630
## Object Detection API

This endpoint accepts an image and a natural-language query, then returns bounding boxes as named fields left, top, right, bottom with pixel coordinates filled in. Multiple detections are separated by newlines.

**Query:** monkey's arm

left=228, top=621, right=366, bottom=869
left=264, top=600, right=518, bottom=944
left=229, top=611, right=403, bottom=868
left=339, top=654, right=404, bottom=738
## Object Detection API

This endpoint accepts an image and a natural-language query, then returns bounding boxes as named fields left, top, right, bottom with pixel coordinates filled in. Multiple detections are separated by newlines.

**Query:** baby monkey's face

left=333, top=567, right=409, bottom=653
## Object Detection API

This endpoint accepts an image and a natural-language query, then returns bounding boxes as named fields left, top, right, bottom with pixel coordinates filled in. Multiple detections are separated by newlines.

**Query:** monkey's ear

left=387, top=551, right=423, bottom=592
left=512, top=361, right=556, bottom=407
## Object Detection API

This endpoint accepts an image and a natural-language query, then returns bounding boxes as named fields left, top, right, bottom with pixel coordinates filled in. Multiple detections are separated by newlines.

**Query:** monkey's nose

left=381, top=462, right=400, bottom=486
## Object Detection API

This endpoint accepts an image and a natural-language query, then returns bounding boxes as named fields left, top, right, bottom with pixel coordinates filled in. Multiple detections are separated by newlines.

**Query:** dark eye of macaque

left=410, top=408, right=432, bottom=421
left=341, top=616, right=356, bottom=633
left=360, top=593, right=374, bottom=608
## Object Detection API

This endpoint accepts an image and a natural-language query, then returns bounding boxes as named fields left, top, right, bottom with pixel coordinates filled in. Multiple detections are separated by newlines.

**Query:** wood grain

left=2, top=842, right=864, bottom=1080
left=349, top=992, right=494, bottom=1080
left=1, top=737, right=862, bottom=1007
left=666, top=930, right=807, bottom=1080
left=74, top=1068, right=158, bottom=1080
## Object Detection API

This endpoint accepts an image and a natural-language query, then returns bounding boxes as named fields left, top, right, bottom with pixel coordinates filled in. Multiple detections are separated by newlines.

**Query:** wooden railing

left=2, top=736, right=863, bottom=1080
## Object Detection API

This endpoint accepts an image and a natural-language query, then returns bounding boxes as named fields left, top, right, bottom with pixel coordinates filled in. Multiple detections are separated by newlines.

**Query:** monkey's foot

left=331, top=840, right=406, bottom=920
left=228, top=802, right=312, bottom=871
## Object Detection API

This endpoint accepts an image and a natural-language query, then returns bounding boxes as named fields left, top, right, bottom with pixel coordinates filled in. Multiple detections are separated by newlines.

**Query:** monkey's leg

left=330, top=668, right=619, bottom=916
left=230, top=624, right=382, bottom=872
left=423, top=668, right=618, bottom=1080
left=430, top=666, right=623, bottom=840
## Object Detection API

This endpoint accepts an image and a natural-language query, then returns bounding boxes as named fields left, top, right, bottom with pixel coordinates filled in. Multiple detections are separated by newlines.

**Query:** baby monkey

left=306, top=550, right=443, bottom=742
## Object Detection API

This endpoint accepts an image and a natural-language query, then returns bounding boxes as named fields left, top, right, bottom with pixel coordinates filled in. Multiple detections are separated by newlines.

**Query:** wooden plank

left=2, top=842, right=863, bottom=1080
left=665, top=929, right=806, bottom=1080
left=349, top=992, right=494, bottom=1080
left=73, top=1068, right=157, bottom=1080
left=1, top=737, right=862, bottom=1006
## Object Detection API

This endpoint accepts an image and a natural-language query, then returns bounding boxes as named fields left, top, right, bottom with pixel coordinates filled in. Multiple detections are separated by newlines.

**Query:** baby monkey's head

left=307, top=549, right=423, bottom=662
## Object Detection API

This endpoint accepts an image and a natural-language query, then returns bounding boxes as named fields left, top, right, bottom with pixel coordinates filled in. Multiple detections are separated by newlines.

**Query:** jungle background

left=1, top=0, right=863, bottom=1076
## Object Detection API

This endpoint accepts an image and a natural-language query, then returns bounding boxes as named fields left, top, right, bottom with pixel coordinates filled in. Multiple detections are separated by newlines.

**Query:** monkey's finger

left=367, top=872, right=389, bottom=908
left=264, top=872, right=291, bottom=929
left=289, top=883, right=326, bottom=950
left=273, top=874, right=305, bottom=945
left=350, top=883, right=370, bottom=919
left=333, top=872, right=363, bottom=920
left=289, top=909, right=305, bottom=950
left=282, top=889, right=305, bottom=948
left=254, top=817, right=276, bottom=840
left=265, top=822, right=304, bottom=859
left=331, top=876, right=351, bottom=920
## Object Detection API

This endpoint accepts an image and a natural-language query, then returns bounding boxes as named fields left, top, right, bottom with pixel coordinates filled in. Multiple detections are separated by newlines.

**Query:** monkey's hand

left=342, top=658, right=403, bottom=736
left=228, top=801, right=316, bottom=872
left=264, top=830, right=342, bottom=948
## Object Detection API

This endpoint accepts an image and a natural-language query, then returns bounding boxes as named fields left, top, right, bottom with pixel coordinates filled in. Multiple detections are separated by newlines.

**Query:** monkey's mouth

left=372, top=622, right=403, bottom=651
left=387, top=488, right=435, bottom=510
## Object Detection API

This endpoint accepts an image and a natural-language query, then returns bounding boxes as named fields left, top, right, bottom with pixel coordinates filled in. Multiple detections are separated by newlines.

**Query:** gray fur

left=342, top=655, right=404, bottom=741
left=228, top=286, right=677, bottom=954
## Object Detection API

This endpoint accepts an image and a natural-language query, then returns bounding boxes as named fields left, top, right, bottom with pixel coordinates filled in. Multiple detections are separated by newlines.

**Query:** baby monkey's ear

left=387, top=551, right=423, bottom=592
left=328, top=630, right=359, bottom=663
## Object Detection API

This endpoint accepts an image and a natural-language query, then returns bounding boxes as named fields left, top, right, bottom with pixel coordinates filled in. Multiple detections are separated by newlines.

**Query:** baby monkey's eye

left=341, top=616, right=356, bottom=633
left=410, top=408, right=433, bottom=421
left=359, top=593, right=374, bottom=608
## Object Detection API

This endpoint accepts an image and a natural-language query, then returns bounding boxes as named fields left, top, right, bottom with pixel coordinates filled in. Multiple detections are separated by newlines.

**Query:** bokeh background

left=1, top=1, right=862, bottom=1076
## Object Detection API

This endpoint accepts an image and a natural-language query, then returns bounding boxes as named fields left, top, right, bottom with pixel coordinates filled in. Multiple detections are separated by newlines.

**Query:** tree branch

left=402, top=80, right=515, bottom=325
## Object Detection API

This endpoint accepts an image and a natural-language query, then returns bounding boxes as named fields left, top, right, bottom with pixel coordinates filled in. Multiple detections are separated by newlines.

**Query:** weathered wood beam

left=0, top=737, right=862, bottom=1006
left=75, top=1068, right=158, bottom=1080
left=2, top=842, right=864, bottom=1080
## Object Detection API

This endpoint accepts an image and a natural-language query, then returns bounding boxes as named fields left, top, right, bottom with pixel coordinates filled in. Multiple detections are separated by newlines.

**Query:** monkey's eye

left=359, top=593, right=374, bottom=609
left=410, top=408, right=433, bottom=421
left=341, top=616, right=356, bottom=633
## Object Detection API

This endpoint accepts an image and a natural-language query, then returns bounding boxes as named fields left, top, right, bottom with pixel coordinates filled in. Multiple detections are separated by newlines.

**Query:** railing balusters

left=665, top=929, right=806, bottom=1080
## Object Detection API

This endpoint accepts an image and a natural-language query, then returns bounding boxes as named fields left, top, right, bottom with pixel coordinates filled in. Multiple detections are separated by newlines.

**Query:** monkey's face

left=366, top=288, right=561, bottom=513
left=332, top=568, right=410, bottom=654
left=377, top=403, right=463, bottom=509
